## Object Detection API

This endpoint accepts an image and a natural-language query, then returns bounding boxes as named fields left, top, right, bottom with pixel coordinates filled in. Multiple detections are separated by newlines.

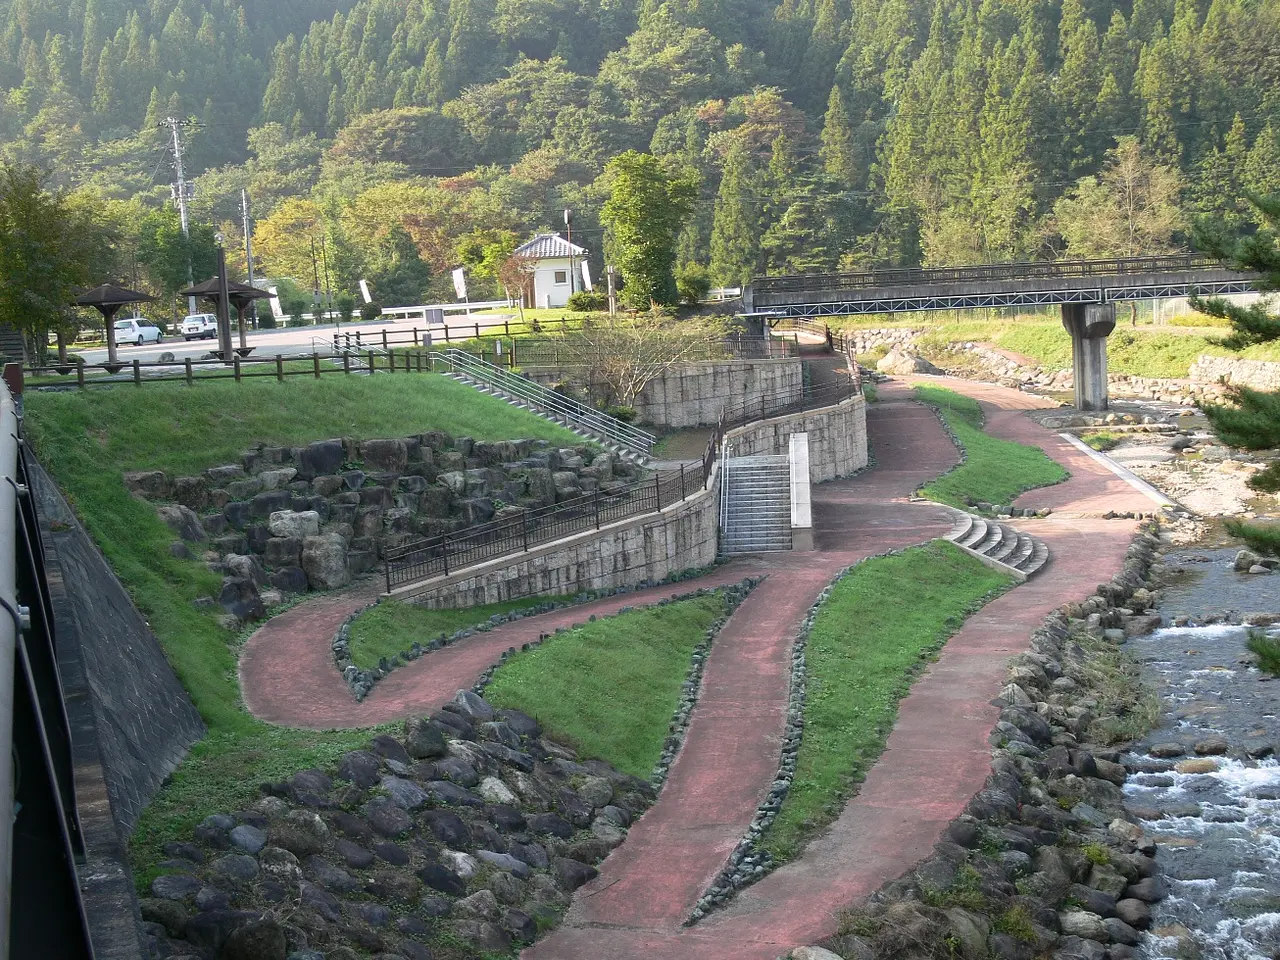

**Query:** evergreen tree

left=710, top=139, right=760, bottom=286
left=819, top=83, right=857, bottom=184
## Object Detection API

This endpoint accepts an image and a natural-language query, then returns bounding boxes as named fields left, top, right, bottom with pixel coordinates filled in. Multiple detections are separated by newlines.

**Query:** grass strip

left=348, top=595, right=576, bottom=670
left=1226, top=517, right=1280, bottom=556
left=483, top=593, right=728, bottom=778
left=23, top=375, right=583, bottom=888
left=763, top=541, right=1014, bottom=862
left=1082, top=431, right=1123, bottom=452
left=915, top=385, right=1067, bottom=508
left=1247, top=629, right=1280, bottom=676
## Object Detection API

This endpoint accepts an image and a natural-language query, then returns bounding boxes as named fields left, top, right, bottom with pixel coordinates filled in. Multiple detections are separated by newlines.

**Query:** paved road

left=73, top=313, right=518, bottom=366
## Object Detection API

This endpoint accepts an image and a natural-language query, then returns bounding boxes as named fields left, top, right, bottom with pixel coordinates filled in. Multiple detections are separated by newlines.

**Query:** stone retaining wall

left=1188, top=354, right=1280, bottom=391
left=390, top=395, right=868, bottom=609
left=522, top=359, right=804, bottom=428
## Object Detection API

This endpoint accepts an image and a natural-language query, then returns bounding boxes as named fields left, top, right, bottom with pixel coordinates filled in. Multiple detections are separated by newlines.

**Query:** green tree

left=710, top=139, right=761, bottom=287
left=599, top=151, right=696, bottom=308
left=0, top=164, right=106, bottom=356
left=135, top=207, right=220, bottom=307
left=819, top=84, right=858, bottom=184
left=1191, top=194, right=1280, bottom=349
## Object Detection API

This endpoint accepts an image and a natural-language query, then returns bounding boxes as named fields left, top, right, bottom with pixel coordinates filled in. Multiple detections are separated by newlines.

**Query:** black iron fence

left=384, top=361, right=862, bottom=592
left=752, top=253, right=1229, bottom=296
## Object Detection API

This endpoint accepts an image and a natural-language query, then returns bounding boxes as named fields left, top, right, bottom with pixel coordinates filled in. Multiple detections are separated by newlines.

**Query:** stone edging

left=468, top=577, right=765, bottom=793
left=332, top=565, right=723, bottom=701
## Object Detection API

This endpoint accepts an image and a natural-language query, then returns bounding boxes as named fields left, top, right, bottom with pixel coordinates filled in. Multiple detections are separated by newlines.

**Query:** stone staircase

left=720, top=455, right=792, bottom=555
left=944, top=510, right=1049, bottom=578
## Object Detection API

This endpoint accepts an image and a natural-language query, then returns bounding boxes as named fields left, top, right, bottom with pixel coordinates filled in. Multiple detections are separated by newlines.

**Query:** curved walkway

left=238, top=376, right=1154, bottom=959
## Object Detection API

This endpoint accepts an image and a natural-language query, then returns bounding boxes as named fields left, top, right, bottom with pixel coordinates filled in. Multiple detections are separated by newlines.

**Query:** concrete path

left=237, top=376, right=1148, bottom=959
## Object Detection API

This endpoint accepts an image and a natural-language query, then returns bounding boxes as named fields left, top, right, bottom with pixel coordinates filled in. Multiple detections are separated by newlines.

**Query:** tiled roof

left=513, top=233, right=587, bottom=259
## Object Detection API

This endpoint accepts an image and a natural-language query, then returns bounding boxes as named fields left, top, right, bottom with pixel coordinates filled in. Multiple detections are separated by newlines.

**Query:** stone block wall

left=1189, top=354, right=1280, bottom=391
left=392, top=394, right=869, bottom=609
left=522, top=359, right=805, bottom=428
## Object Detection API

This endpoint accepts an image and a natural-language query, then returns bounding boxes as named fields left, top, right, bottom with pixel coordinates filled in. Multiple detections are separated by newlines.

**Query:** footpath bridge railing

left=1, top=373, right=96, bottom=957
left=752, top=253, right=1230, bottom=296
left=384, top=366, right=861, bottom=593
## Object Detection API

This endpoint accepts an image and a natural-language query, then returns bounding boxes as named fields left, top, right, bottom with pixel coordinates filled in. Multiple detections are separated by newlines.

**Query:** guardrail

left=384, top=368, right=861, bottom=592
left=752, top=254, right=1229, bottom=296
left=2, top=372, right=96, bottom=956
left=431, top=349, right=658, bottom=458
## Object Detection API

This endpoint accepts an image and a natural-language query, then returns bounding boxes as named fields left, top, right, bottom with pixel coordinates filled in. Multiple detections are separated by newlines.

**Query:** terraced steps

left=943, top=509, right=1049, bottom=578
left=721, top=455, right=792, bottom=555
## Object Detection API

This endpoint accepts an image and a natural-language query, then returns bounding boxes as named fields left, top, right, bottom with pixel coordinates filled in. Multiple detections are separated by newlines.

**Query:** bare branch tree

left=496, top=253, right=536, bottom=324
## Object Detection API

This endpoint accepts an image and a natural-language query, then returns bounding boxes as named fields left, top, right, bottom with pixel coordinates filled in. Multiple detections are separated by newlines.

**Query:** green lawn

left=349, top=595, right=576, bottom=670
left=915, top=385, right=1068, bottom=507
left=763, top=542, right=1014, bottom=862
left=483, top=593, right=728, bottom=777
left=22, top=375, right=583, bottom=887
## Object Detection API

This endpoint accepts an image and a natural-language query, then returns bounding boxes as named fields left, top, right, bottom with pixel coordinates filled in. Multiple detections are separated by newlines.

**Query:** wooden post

left=503, top=318, right=510, bottom=336
left=473, top=322, right=480, bottom=340
left=313, top=353, right=321, bottom=379
left=412, top=327, right=419, bottom=346
left=77, top=363, right=85, bottom=389
left=367, top=350, right=375, bottom=372
left=594, top=489, right=602, bottom=529
left=184, top=357, right=193, bottom=385
left=444, top=325, right=451, bottom=343
left=382, top=330, right=389, bottom=351
left=276, top=355, right=284, bottom=382
left=133, top=359, right=141, bottom=386
left=654, top=473, right=662, bottom=510
left=233, top=357, right=242, bottom=382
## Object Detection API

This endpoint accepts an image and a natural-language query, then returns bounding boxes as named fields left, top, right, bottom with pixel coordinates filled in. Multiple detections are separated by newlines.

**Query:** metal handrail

left=752, top=253, right=1230, bottom=296
left=1, top=379, right=17, bottom=953
left=432, top=349, right=657, bottom=456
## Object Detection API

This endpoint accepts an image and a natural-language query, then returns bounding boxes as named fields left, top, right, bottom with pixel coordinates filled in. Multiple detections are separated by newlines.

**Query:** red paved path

left=238, top=376, right=1151, bottom=959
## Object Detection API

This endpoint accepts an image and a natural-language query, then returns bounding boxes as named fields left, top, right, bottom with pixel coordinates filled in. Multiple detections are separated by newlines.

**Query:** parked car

left=114, top=318, right=164, bottom=346
left=181, top=313, right=219, bottom=340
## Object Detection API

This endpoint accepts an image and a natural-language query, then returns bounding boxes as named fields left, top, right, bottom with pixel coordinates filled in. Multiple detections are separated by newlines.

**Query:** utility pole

left=162, top=117, right=197, bottom=316
left=319, top=233, right=334, bottom=327
left=241, top=189, right=258, bottom=329
left=564, top=208, right=576, bottom=296
left=606, top=265, right=617, bottom=315
left=310, top=236, right=322, bottom=325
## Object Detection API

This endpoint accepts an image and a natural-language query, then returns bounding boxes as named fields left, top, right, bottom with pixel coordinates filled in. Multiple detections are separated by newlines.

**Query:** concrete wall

left=1190, top=354, right=1280, bottom=391
left=522, top=358, right=805, bottom=429
left=392, top=392, right=868, bottom=608
left=29, top=460, right=206, bottom=834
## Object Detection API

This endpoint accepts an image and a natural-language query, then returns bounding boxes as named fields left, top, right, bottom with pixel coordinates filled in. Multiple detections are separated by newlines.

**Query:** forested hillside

left=3, top=0, right=1279, bottom=306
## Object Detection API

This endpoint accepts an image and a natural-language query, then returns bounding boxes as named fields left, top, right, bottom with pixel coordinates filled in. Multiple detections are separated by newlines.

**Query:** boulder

left=218, top=578, right=265, bottom=622
left=124, top=470, right=171, bottom=499
left=257, top=468, right=297, bottom=491
left=877, top=349, right=941, bottom=376
left=268, top=510, right=320, bottom=540
left=263, top=537, right=302, bottom=569
left=301, top=535, right=350, bottom=590
left=295, top=440, right=345, bottom=480
left=220, top=918, right=287, bottom=960
left=158, top=505, right=205, bottom=542
left=171, top=475, right=209, bottom=510
left=225, top=553, right=269, bottom=587
left=268, top=566, right=309, bottom=594
left=361, top=439, right=409, bottom=474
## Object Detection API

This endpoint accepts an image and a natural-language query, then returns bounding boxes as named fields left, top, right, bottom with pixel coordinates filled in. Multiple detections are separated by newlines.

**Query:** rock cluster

left=876, top=349, right=942, bottom=376
left=125, top=434, right=636, bottom=628
left=795, top=526, right=1170, bottom=960
left=139, top=691, right=654, bottom=960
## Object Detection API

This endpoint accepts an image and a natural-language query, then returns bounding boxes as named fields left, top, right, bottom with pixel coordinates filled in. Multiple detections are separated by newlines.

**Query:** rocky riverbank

left=796, top=526, right=1170, bottom=960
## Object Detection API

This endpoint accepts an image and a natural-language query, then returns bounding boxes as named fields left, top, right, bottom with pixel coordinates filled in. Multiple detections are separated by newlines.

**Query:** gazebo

left=180, top=277, right=271, bottom=359
left=74, top=283, right=158, bottom=368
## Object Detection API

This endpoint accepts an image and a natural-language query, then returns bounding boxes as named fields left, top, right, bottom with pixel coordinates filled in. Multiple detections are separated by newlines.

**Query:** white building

left=514, top=233, right=587, bottom=309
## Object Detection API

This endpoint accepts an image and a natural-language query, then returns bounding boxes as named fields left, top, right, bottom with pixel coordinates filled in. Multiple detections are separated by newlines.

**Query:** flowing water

left=1124, top=549, right=1280, bottom=960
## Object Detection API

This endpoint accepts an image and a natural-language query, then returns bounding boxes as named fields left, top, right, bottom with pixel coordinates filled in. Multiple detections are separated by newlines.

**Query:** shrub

left=281, top=295, right=310, bottom=327
left=360, top=301, right=383, bottom=322
left=605, top=405, right=637, bottom=423
left=675, top=262, right=711, bottom=306
left=567, top=291, right=607, bottom=311
left=1082, top=842, right=1110, bottom=866
left=335, top=292, right=357, bottom=323
left=995, top=906, right=1038, bottom=944
left=1246, top=629, right=1280, bottom=675
left=1225, top=518, right=1280, bottom=556
left=1248, top=462, right=1280, bottom=493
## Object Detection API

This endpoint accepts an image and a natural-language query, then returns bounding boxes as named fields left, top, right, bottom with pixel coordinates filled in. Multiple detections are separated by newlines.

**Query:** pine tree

left=262, top=36, right=301, bottom=127
left=710, top=139, right=760, bottom=286
left=1055, top=0, right=1102, bottom=175
left=819, top=84, right=857, bottom=184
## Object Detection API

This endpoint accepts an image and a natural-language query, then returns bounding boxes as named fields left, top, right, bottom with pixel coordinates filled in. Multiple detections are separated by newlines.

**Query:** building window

left=553, top=270, right=568, bottom=285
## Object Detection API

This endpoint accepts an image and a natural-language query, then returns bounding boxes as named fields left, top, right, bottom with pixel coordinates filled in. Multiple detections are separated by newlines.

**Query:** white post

left=789, top=432, right=813, bottom=551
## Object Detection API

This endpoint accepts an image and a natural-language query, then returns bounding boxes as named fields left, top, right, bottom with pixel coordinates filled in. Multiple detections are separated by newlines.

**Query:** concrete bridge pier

left=1061, top=302, right=1116, bottom=411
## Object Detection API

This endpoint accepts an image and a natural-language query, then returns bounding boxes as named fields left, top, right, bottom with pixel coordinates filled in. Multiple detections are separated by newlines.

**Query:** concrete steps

left=944, top=510, right=1049, bottom=578
left=721, top=456, right=791, bottom=555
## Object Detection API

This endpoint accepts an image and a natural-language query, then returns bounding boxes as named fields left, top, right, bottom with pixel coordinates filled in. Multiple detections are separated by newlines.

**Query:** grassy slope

left=764, top=542, right=1013, bottom=861
left=23, top=375, right=582, bottom=884
left=483, top=593, right=727, bottom=777
left=349, top=595, right=575, bottom=670
left=915, top=385, right=1067, bottom=507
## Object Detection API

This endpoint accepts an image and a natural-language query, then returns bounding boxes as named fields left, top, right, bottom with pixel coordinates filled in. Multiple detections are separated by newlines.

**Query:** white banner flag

left=358, top=279, right=372, bottom=304
left=581, top=261, right=593, bottom=291
left=452, top=268, right=468, bottom=300
left=267, top=286, right=284, bottom=319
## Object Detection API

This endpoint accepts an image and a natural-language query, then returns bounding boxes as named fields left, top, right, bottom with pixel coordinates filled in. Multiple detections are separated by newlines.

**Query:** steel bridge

left=744, top=254, right=1261, bottom=410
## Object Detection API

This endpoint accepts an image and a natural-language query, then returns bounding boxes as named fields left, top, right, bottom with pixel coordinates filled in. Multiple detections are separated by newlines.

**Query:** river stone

left=1104, top=917, right=1141, bottom=945
left=1054, top=936, right=1107, bottom=960
left=441, top=850, right=479, bottom=880
left=380, top=776, right=428, bottom=811
left=337, top=750, right=381, bottom=788
left=305, top=856, right=358, bottom=893
left=455, top=889, right=501, bottom=921
left=334, top=838, right=374, bottom=869
left=1114, top=898, right=1151, bottom=929
left=1149, top=742, right=1185, bottom=758
left=403, top=717, right=447, bottom=759
left=268, top=510, right=320, bottom=540
left=476, top=850, right=531, bottom=879
left=1193, top=736, right=1230, bottom=756
left=417, top=862, right=466, bottom=896
left=152, top=873, right=203, bottom=901
left=452, top=920, right=510, bottom=953
left=300, top=534, right=349, bottom=590
left=553, top=857, right=598, bottom=891
left=362, top=796, right=412, bottom=837
left=1175, top=758, right=1219, bottom=774
left=229, top=825, right=267, bottom=855
left=257, top=847, right=301, bottom=883
left=423, top=810, right=472, bottom=847
left=479, top=777, right=517, bottom=805
left=578, top=776, right=614, bottom=809
left=1108, top=819, right=1143, bottom=844
left=270, top=810, right=328, bottom=858
left=1125, top=876, right=1169, bottom=903
left=1058, top=911, right=1109, bottom=941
